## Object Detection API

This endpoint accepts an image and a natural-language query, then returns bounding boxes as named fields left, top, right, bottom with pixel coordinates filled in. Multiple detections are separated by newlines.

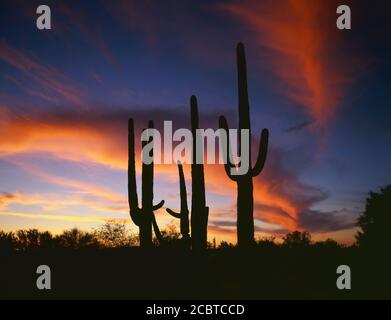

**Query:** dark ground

left=1, top=247, right=390, bottom=300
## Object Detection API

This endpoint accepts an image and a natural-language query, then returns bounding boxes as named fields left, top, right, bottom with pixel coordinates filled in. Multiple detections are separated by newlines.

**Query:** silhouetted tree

left=0, top=231, right=16, bottom=253
left=16, top=229, right=41, bottom=251
left=256, top=236, right=277, bottom=249
left=128, top=119, right=165, bottom=247
left=313, top=238, right=342, bottom=249
left=356, top=185, right=391, bottom=249
left=39, top=231, right=56, bottom=250
left=153, top=223, right=181, bottom=246
left=1, top=229, right=58, bottom=251
left=282, top=231, right=311, bottom=248
left=57, top=228, right=99, bottom=249
left=94, top=222, right=137, bottom=248
left=219, top=241, right=235, bottom=249
left=219, top=43, right=269, bottom=248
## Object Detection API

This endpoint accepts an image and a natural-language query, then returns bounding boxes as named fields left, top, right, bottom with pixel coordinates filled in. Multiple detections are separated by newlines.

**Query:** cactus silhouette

left=128, top=118, right=165, bottom=247
left=166, top=161, right=191, bottom=247
left=190, top=96, right=209, bottom=251
left=219, top=43, right=269, bottom=248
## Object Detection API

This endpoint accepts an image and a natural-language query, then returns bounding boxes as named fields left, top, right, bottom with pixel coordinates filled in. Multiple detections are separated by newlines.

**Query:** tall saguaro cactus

left=190, top=95, right=209, bottom=251
left=219, top=43, right=269, bottom=248
left=128, top=118, right=165, bottom=247
left=166, top=162, right=190, bottom=247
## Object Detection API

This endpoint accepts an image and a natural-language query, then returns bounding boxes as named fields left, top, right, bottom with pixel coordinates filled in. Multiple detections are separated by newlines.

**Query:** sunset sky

left=0, top=0, right=390, bottom=244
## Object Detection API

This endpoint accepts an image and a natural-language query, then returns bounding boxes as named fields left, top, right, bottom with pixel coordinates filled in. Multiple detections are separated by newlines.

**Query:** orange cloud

left=0, top=107, right=125, bottom=169
left=0, top=107, right=187, bottom=175
left=219, top=0, right=353, bottom=127
left=0, top=192, right=19, bottom=208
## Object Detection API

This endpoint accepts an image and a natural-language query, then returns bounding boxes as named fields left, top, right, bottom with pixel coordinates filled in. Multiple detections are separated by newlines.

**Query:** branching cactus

left=219, top=43, right=269, bottom=248
left=190, top=96, right=209, bottom=251
left=128, top=118, right=165, bottom=247
left=166, top=161, right=191, bottom=248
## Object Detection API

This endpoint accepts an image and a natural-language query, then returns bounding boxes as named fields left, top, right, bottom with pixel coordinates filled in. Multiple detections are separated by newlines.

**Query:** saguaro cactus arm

left=165, top=163, right=188, bottom=217
left=166, top=209, right=181, bottom=219
left=166, top=162, right=190, bottom=237
left=218, top=116, right=239, bottom=181
left=252, top=128, right=269, bottom=176
left=153, top=200, right=165, bottom=211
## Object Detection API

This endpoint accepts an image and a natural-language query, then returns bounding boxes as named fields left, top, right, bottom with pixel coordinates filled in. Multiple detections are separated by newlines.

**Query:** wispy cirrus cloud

left=0, top=39, right=88, bottom=108
left=218, top=0, right=357, bottom=128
